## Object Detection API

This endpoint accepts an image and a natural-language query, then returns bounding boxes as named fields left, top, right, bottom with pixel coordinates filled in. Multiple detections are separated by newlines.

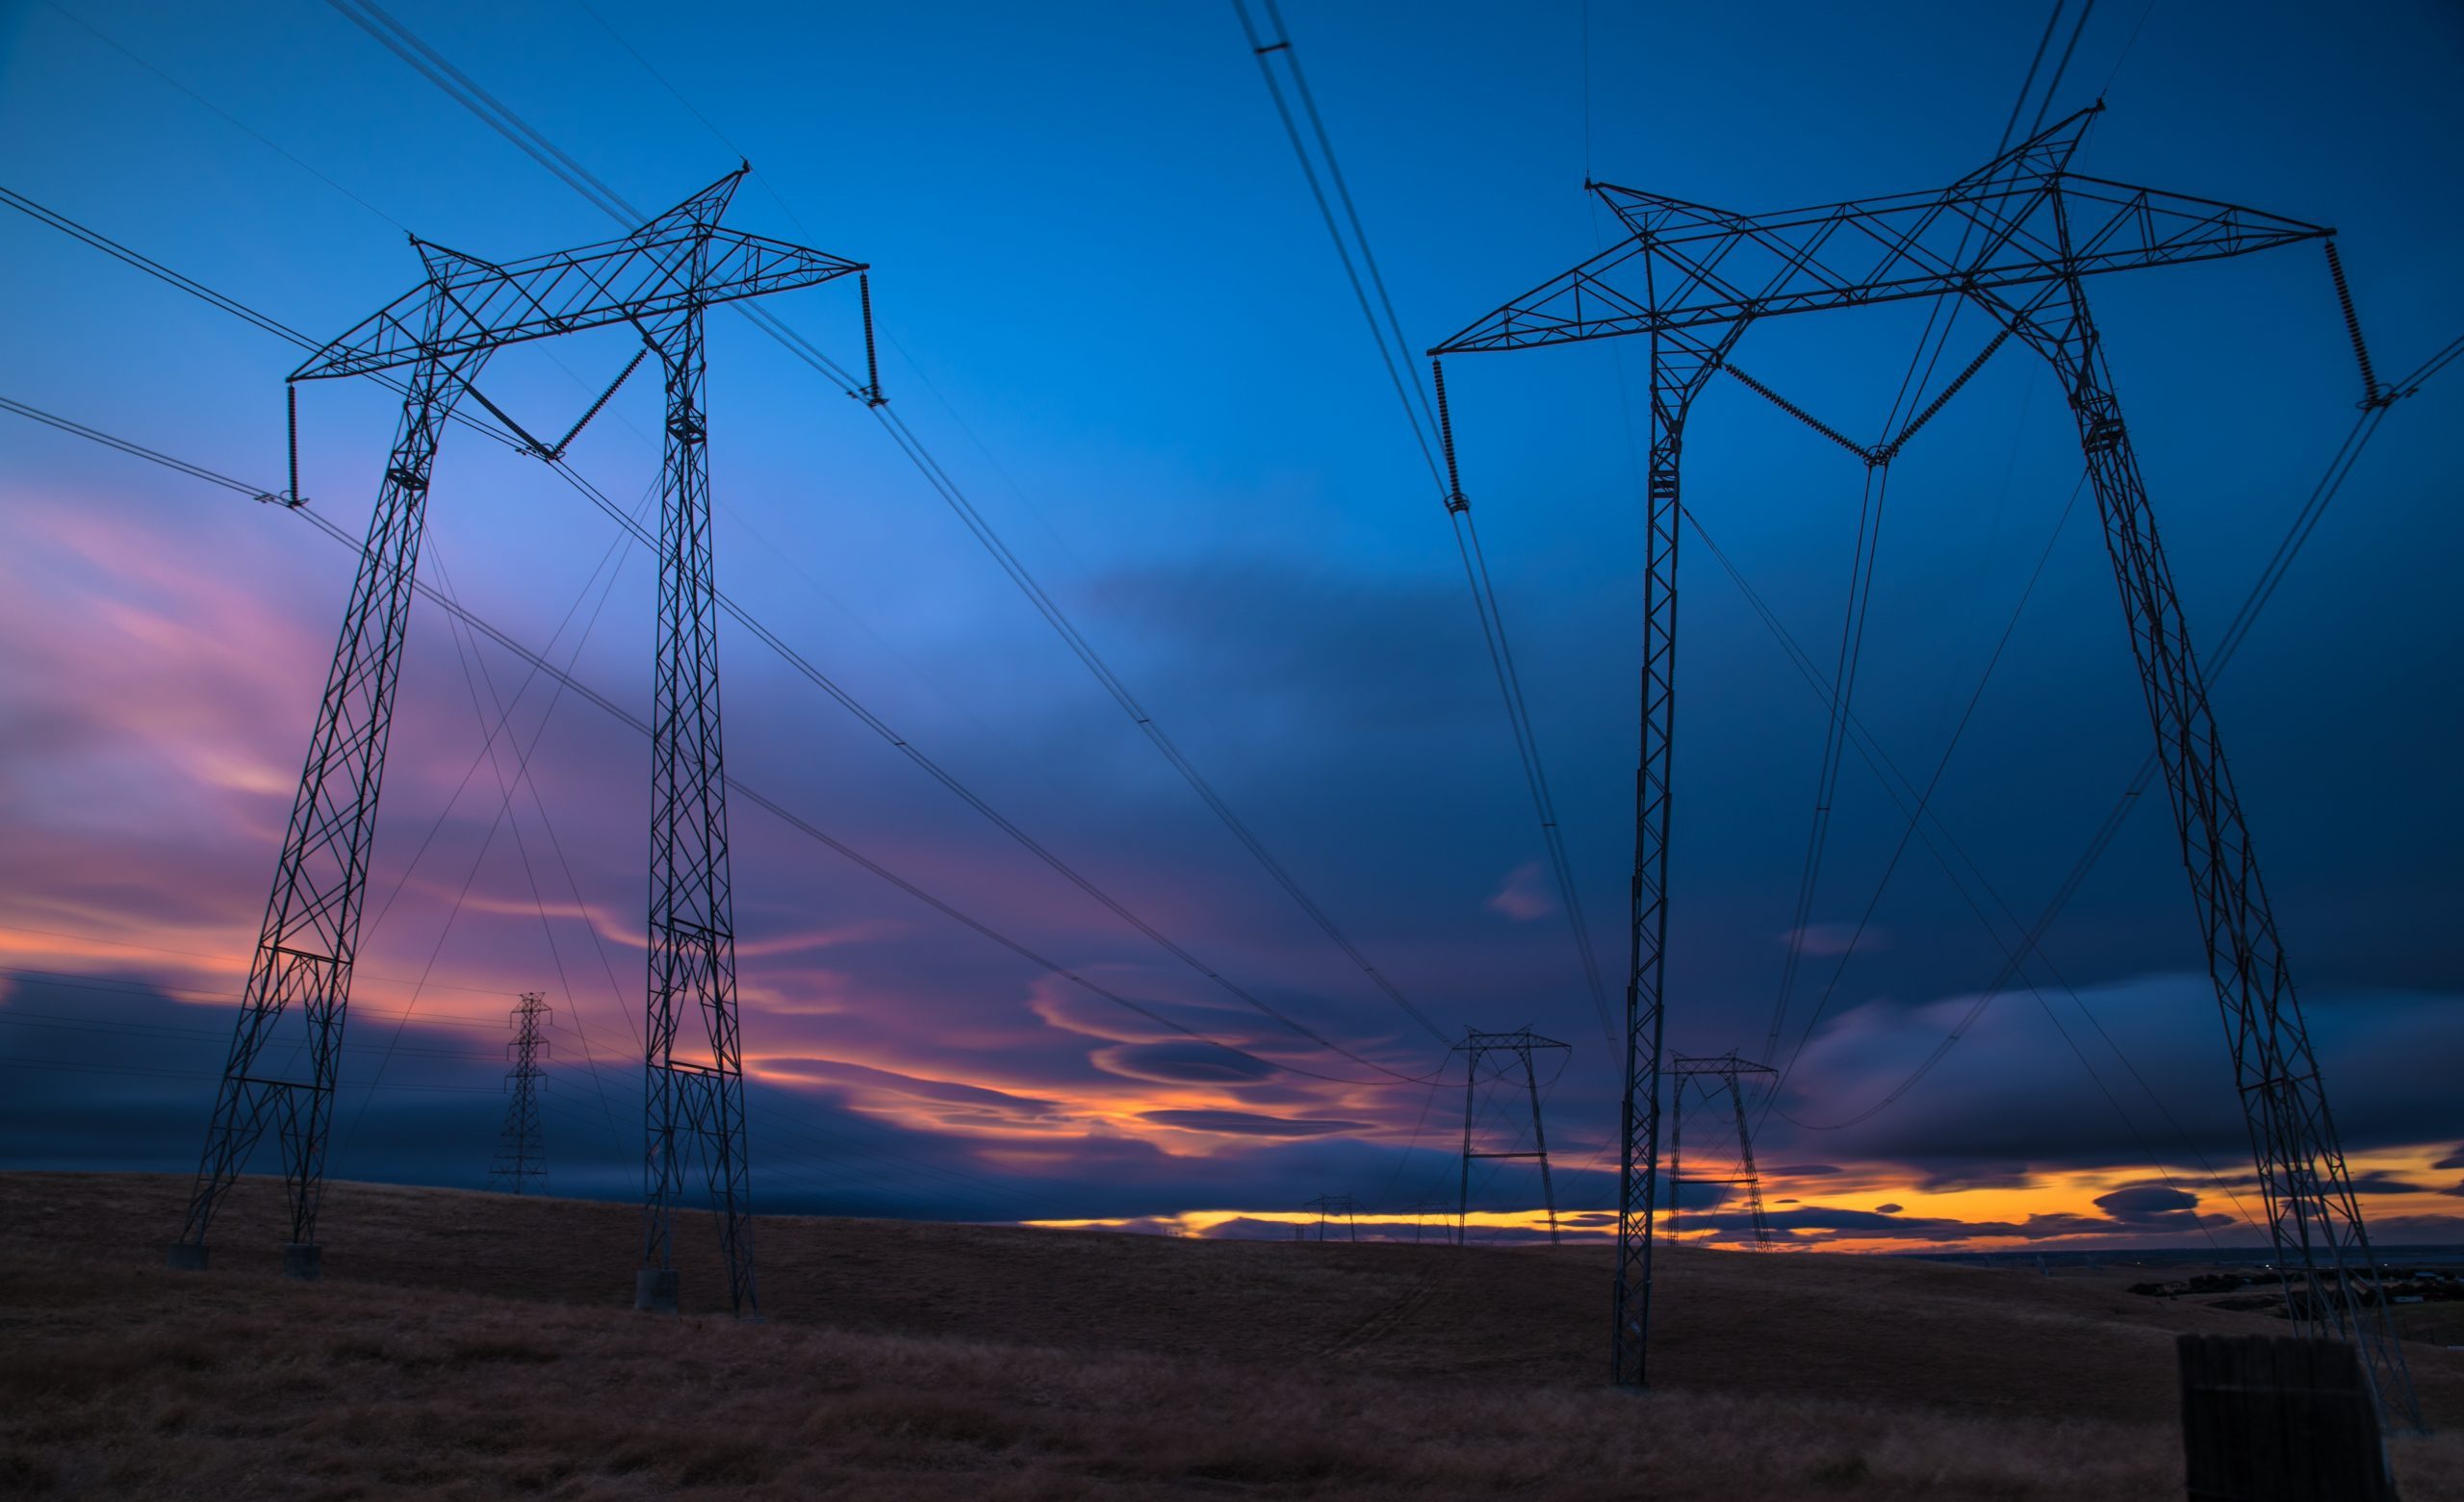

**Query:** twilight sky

left=2, top=0, right=2459, bottom=1252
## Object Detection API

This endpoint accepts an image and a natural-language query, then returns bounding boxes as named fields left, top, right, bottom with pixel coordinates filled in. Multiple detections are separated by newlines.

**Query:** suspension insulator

left=1433, top=358, right=1469, bottom=512
left=2323, top=241, right=2383, bottom=409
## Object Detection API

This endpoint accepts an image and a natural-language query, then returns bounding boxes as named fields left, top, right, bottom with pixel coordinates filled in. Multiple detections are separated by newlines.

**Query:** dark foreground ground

left=2, top=1173, right=2457, bottom=1499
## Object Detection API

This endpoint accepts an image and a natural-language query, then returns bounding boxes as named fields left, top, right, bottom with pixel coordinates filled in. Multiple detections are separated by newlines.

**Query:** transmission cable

left=1712, top=314, right=2463, bottom=1131
left=332, top=558, right=615, bottom=1158
left=1683, top=503, right=2260, bottom=1232
left=1763, top=474, right=2090, bottom=1119
left=1229, top=0, right=1614, bottom=1043
left=1761, top=462, right=1891, bottom=1065
left=319, top=0, right=1457, bottom=1054
left=427, top=542, right=630, bottom=1130
left=1743, top=469, right=2262, bottom=1239
left=1756, top=0, right=2103, bottom=1081
left=0, top=394, right=1428, bottom=1090
left=0, top=186, right=1438, bottom=1085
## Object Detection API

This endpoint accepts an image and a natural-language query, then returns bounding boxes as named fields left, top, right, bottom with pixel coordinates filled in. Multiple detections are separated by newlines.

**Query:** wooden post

left=2178, top=1333, right=2395, bottom=1501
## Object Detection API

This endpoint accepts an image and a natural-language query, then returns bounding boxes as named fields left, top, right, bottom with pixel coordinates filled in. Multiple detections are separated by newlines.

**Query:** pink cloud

left=1485, top=862, right=1553, bottom=922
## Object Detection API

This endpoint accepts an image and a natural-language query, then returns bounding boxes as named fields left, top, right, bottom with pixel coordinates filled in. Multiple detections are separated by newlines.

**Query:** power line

left=41, top=2, right=410, bottom=232
left=1762, top=462, right=1892, bottom=1065
left=0, top=920, right=551, bottom=1003
left=1779, top=335, right=2451, bottom=1130
left=1758, top=5, right=2094, bottom=1065
left=0, top=962, right=548, bottom=1031
left=331, top=529, right=641, bottom=1149
left=1763, top=474, right=2091, bottom=1117
left=1686, top=500, right=2248, bottom=1235
left=1231, top=0, right=1614, bottom=1044
left=0, top=183, right=1439, bottom=1085
left=0, top=391, right=1424, bottom=1090
left=320, top=0, right=1455, bottom=1054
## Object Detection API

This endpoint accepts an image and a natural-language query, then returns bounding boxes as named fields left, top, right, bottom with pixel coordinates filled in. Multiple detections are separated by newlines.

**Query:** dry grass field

left=1, top=1172, right=2457, bottom=1499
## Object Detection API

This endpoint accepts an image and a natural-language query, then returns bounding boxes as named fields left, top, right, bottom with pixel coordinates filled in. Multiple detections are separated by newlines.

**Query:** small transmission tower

left=1664, top=1053, right=1776, bottom=1249
left=490, top=992, right=552, bottom=1194
left=1453, top=1027, right=1571, bottom=1245
left=1302, top=1193, right=1361, bottom=1242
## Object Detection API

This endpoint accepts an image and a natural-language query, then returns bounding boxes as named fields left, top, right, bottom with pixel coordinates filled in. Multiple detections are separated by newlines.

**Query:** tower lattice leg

left=1522, top=1043, right=1560, bottom=1245
left=637, top=298, right=758, bottom=1317
left=1727, top=1073, right=1772, bottom=1249
left=1612, top=330, right=1728, bottom=1387
left=1990, top=278, right=2419, bottom=1427
left=171, top=349, right=475, bottom=1269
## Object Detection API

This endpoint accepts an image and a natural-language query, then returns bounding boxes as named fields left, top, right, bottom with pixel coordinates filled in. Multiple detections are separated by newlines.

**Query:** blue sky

left=1, top=0, right=2459, bottom=1249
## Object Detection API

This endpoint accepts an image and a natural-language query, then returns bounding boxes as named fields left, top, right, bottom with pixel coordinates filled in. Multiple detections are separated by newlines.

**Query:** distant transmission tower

left=1664, top=1053, right=1775, bottom=1250
left=164, top=169, right=869, bottom=1317
left=490, top=992, right=551, bottom=1194
left=1453, top=1027, right=1570, bottom=1245
left=1431, top=105, right=2422, bottom=1423
left=1302, top=1193, right=1361, bottom=1242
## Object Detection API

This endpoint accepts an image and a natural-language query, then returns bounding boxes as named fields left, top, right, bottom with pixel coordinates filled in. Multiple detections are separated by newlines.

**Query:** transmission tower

left=1302, top=1193, right=1361, bottom=1242
left=490, top=992, right=552, bottom=1194
left=165, top=170, right=868, bottom=1318
left=1452, top=1027, right=1570, bottom=1245
left=1430, top=105, right=2419, bottom=1423
left=1664, top=1053, right=1776, bottom=1250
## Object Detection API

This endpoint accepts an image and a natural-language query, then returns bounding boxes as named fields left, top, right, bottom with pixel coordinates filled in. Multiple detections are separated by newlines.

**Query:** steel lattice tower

left=490, top=992, right=552, bottom=1194
left=1451, top=1027, right=1570, bottom=1245
left=1430, top=106, right=2419, bottom=1423
left=1664, top=1053, right=1776, bottom=1250
left=165, top=171, right=866, bottom=1317
left=1302, top=1193, right=1361, bottom=1242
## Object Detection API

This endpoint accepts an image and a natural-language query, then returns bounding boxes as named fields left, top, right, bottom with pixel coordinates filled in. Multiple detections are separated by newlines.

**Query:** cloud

left=1194, top=1217, right=1320, bottom=1242
left=1485, top=862, right=1553, bottom=922
left=1137, top=1108, right=1367, bottom=1138
left=1767, top=974, right=2464, bottom=1175
left=2432, top=1145, right=2464, bottom=1171
left=1874, top=1203, right=1903, bottom=1213
left=1092, top=1041, right=1281, bottom=1085
left=2092, top=1184, right=2200, bottom=1223
left=2344, top=1171, right=2429, bottom=1195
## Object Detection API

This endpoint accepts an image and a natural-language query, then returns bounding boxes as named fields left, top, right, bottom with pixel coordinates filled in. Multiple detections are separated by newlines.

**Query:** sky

left=1, top=0, right=2459, bottom=1255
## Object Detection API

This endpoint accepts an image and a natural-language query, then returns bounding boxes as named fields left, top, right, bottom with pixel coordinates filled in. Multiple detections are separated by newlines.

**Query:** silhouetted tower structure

left=1664, top=1053, right=1775, bottom=1250
left=1302, top=1193, right=1361, bottom=1242
left=1430, top=106, right=2417, bottom=1423
left=165, top=170, right=868, bottom=1319
left=1452, top=1027, right=1570, bottom=1246
left=490, top=992, right=552, bottom=1194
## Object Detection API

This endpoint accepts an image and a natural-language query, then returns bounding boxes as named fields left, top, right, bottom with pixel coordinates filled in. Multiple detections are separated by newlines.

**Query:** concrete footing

left=282, top=1243, right=322, bottom=1282
left=165, top=1242, right=209, bottom=1272
left=635, top=1267, right=680, bottom=1313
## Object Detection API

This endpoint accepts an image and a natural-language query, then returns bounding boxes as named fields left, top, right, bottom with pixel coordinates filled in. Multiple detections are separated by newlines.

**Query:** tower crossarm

left=1428, top=107, right=2327, bottom=356
left=291, top=173, right=864, bottom=381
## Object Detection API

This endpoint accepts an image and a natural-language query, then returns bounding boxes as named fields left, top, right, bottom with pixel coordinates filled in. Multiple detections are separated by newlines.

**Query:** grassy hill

left=2, top=1172, right=2457, bottom=1499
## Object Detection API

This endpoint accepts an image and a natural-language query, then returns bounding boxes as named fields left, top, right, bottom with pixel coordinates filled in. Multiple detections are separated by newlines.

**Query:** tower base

left=282, top=1243, right=322, bottom=1282
left=635, top=1267, right=680, bottom=1313
left=165, top=1242, right=209, bottom=1273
